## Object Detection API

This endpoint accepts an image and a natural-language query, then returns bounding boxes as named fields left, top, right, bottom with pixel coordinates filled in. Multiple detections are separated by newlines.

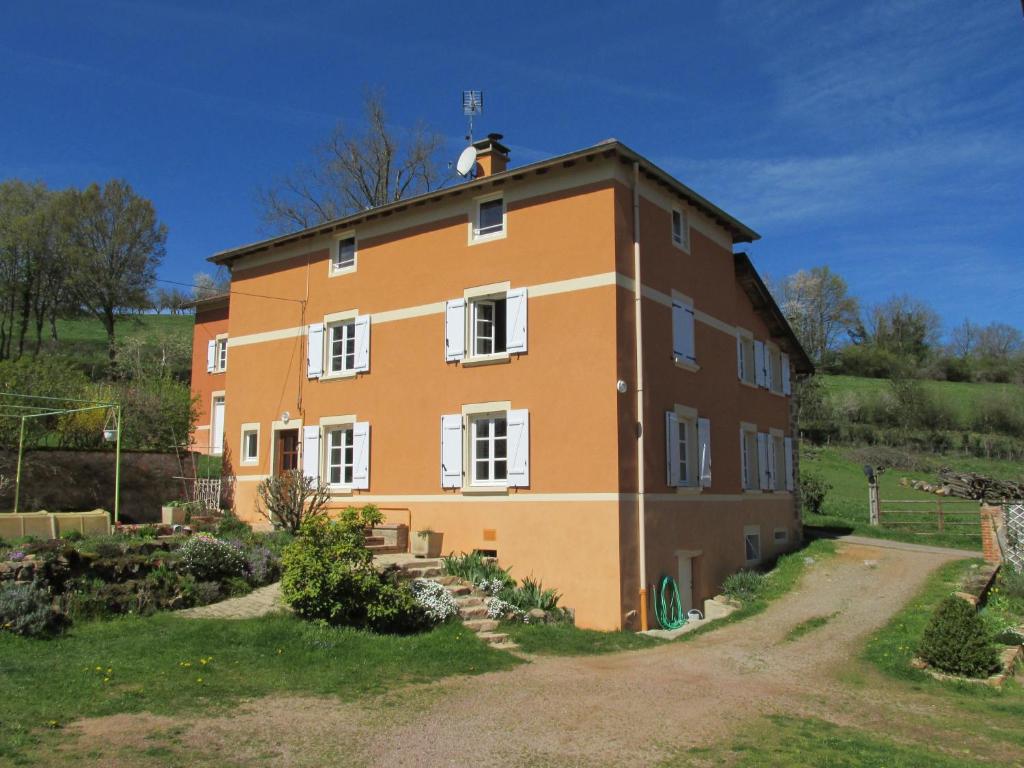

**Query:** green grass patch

left=863, top=558, right=984, bottom=680
left=661, top=714, right=1002, bottom=767
left=502, top=621, right=664, bottom=655
left=48, top=314, right=193, bottom=379
left=823, top=375, right=1020, bottom=423
left=784, top=612, right=838, bottom=642
left=0, top=613, right=518, bottom=762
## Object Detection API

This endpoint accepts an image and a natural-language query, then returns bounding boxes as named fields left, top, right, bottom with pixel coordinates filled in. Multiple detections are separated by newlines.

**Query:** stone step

left=367, top=544, right=405, bottom=556
left=449, top=585, right=473, bottom=597
left=364, top=536, right=386, bottom=546
left=490, top=640, right=519, bottom=651
left=476, top=631, right=511, bottom=645
left=405, top=558, right=441, bottom=569
left=429, top=575, right=459, bottom=586
left=463, top=618, right=500, bottom=633
left=459, top=605, right=489, bottom=620
left=405, top=567, right=442, bottom=579
left=454, top=595, right=483, bottom=606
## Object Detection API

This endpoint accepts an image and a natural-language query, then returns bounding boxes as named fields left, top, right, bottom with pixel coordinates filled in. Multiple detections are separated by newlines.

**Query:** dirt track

left=59, top=541, right=988, bottom=767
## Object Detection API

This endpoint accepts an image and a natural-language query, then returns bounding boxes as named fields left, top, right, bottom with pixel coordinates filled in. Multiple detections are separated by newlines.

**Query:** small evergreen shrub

left=0, top=582, right=66, bottom=637
left=799, top=474, right=831, bottom=516
left=918, top=596, right=999, bottom=678
left=179, top=534, right=246, bottom=581
left=722, top=570, right=766, bottom=603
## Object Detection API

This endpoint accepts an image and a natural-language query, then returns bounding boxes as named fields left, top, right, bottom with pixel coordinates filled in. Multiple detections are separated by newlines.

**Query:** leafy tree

left=65, top=180, right=167, bottom=372
left=863, top=295, right=940, bottom=364
left=256, top=89, right=447, bottom=234
left=776, top=266, right=859, bottom=365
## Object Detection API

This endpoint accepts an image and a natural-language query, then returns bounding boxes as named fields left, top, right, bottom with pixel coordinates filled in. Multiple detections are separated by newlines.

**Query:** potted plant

left=161, top=500, right=195, bottom=526
left=411, top=527, right=443, bottom=558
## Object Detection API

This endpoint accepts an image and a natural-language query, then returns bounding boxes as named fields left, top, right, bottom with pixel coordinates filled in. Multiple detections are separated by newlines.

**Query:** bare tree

left=192, top=268, right=230, bottom=300
left=949, top=319, right=978, bottom=358
left=776, top=266, right=860, bottom=365
left=257, top=89, right=448, bottom=234
left=66, top=180, right=167, bottom=372
left=865, top=295, right=941, bottom=363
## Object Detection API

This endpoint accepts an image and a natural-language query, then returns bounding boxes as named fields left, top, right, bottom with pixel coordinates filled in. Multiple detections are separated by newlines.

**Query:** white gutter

left=632, top=161, right=649, bottom=631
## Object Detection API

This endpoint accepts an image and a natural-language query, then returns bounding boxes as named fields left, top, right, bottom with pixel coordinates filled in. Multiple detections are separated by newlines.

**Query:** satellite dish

left=456, top=145, right=478, bottom=178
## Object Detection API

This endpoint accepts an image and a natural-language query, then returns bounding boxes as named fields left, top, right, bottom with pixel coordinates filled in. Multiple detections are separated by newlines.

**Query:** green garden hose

left=653, top=575, right=687, bottom=630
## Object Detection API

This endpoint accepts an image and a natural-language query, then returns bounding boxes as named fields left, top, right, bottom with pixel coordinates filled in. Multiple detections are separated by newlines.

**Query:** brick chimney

left=472, top=133, right=510, bottom=177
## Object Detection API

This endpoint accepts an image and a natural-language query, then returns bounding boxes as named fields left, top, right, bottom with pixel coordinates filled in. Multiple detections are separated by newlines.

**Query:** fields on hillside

left=45, top=314, right=193, bottom=378
left=822, top=374, right=1021, bottom=420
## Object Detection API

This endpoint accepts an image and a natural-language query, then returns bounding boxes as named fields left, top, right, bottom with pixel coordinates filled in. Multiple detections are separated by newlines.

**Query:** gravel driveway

left=61, top=539, right=977, bottom=767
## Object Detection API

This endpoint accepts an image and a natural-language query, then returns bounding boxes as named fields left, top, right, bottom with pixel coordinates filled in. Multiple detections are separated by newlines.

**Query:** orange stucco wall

left=189, top=303, right=228, bottom=454
left=192, top=157, right=801, bottom=630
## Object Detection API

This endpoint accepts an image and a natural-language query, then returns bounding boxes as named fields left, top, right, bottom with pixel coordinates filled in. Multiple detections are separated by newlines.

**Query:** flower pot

left=411, top=530, right=443, bottom=558
left=161, top=505, right=187, bottom=526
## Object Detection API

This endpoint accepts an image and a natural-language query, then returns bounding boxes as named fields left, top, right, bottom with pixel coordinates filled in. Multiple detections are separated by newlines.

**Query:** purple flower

left=9, top=551, right=25, bottom=562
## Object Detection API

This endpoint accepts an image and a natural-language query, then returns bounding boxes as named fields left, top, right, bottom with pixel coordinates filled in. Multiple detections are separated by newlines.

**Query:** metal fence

left=877, top=498, right=981, bottom=541
left=1006, top=502, right=1024, bottom=572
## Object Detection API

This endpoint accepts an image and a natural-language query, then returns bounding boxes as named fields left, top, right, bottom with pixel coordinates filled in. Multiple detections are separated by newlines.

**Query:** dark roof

left=208, top=139, right=760, bottom=266
left=734, top=252, right=814, bottom=375
left=186, top=293, right=229, bottom=311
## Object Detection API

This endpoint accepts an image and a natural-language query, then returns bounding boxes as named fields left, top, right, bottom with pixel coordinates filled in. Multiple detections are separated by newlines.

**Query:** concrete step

left=491, top=641, right=519, bottom=651
left=463, top=618, right=500, bottom=633
left=476, top=631, right=511, bottom=645
left=459, top=605, right=489, bottom=620
left=401, top=558, right=441, bottom=570
left=367, top=544, right=405, bottom=556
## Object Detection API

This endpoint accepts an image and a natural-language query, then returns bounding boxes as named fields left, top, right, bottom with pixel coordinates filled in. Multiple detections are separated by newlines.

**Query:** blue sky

left=2, top=0, right=1021, bottom=333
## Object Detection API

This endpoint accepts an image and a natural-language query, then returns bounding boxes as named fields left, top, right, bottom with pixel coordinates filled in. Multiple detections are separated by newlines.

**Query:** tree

left=65, top=180, right=167, bottom=371
left=192, top=269, right=229, bottom=301
left=976, top=323, right=1022, bottom=360
left=257, top=89, right=447, bottom=233
left=865, top=295, right=940, bottom=364
left=776, top=266, right=860, bottom=365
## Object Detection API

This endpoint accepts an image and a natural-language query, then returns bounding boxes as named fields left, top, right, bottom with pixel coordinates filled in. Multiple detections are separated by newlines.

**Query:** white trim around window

left=317, top=415, right=370, bottom=492
left=318, top=309, right=370, bottom=379
left=240, top=422, right=260, bottom=466
left=670, top=206, right=690, bottom=253
left=736, top=328, right=756, bottom=387
left=440, top=401, right=529, bottom=492
left=666, top=404, right=710, bottom=491
left=740, top=421, right=759, bottom=492
left=468, top=192, right=507, bottom=244
left=329, top=231, right=357, bottom=276
left=445, top=283, right=528, bottom=364
left=671, top=291, right=698, bottom=371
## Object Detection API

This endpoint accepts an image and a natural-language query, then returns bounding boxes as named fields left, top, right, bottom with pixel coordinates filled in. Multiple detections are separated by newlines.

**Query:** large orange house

left=189, top=135, right=812, bottom=631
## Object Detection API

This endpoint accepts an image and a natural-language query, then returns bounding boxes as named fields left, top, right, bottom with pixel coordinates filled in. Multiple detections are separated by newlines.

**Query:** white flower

left=410, top=579, right=458, bottom=623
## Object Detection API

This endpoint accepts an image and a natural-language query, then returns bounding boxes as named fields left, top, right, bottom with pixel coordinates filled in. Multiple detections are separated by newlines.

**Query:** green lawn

left=47, top=314, right=193, bottom=378
left=800, top=445, right=1009, bottom=550
left=0, top=614, right=518, bottom=763
left=822, top=374, right=1020, bottom=422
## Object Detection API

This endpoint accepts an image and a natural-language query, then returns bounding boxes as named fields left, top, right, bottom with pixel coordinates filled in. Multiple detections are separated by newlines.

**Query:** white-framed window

left=207, top=336, right=228, bottom=373
left=240, top=423, right=260, bottom=465
left=440, top=405, right=530, bottom=489
left=736, top=331, right=755, bottom=385
left=332, top=235, right=357, bottom=273
left=671, top=207, right=690, bottom=252
left=671, top=294, right=696, bottom=366
left=216, top=337, right=228, bottom=372
left=326, top=425, right=355, bottom=486
left=740, top=423, right=759, bottom=491
left=445, top=286, right=527, bottom=362
left=302, top=420, right=370, bottom=490
left=666, top=407, right=712, bottom=489
left=328, top=320, right=357, bottom=374
left=470, top=413, right=508, bottom=486
left=470, top=194, right=506, bottom=242
left=744, top=525, right=762, bottom=565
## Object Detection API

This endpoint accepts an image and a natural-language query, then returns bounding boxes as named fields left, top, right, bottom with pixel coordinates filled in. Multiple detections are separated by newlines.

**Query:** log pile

left=935, top=471, right=1024, bottom=502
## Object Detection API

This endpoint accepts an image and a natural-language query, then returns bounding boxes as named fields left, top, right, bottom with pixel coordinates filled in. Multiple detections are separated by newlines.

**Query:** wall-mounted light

left=281, top=411, right=291, bottom=424
left=616, top=380, right=628, bottom=394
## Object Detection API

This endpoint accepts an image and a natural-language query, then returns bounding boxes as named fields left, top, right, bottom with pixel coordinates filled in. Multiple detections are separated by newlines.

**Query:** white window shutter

left=782, top=353, right=791, bottom=395
left=307, top=323, right=324, bottom=379
left=684, top=306, right=696, bottom=362
left=671, top=301, right=685, bottom=360
left=507, top=409, right=530, bottom=488
left=698, top=417, right=712, bottom=488
left=352, top=421, right=370, bottom=490
left=785, top=436, right=795, bottom=491
left=354, top=314, right=371, bottom=372
left=301, top=425, right=321, bottom=483
left=757, top=433, right=770, bottom=490
left=665, top=411, right=680, bottom=487
left=754, top=341, right=766, bottom=388
left=736, top=336, right=744, bottom=380
left=766, top=350, right=774, bottom=391
left=740, top=429, right=749, bottom=489
left=206, top=340, right=216, bottom=373
left=505, top=287, right=528, bottom=354
left=440, top=414, right=463, bottom=488
left=445, top=299, right=465, bottom=362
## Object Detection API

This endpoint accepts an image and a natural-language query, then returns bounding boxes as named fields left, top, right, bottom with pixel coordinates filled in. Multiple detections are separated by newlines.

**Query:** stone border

left=912, top=643, right=1022, bottom=688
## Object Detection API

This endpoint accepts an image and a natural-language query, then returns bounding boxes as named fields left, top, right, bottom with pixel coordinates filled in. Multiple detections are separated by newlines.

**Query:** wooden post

left=868, top=480, right=880, bottom=526
left=937, top=498, right=944, bottom=533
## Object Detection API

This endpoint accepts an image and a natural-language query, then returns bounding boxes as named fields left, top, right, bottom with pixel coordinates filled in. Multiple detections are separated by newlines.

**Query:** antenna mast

left=462, top=90, right=483, bottom=143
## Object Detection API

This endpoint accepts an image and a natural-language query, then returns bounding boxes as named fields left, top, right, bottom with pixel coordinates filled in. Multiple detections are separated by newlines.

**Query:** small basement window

left=774, top=528, right=789, bottom=543
left=744, top=526, right=761, bottom=565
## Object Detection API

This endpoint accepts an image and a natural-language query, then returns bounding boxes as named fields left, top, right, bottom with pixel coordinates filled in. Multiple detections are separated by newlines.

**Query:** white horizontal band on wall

left=227, top=271, right=738, bottom=350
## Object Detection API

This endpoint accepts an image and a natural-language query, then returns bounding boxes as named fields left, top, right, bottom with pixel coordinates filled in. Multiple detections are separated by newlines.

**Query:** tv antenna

left=462, top=90, right=483, bottom=143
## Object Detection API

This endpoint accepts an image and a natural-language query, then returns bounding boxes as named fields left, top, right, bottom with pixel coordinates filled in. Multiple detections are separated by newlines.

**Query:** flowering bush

left=411, top=578, right=458, bottom=623
left=8, top=550, right=25, bottom=562
left=179, top=534, right=246, bottom=582
left=244, top=545, right=280, bottom=586
left=476, top=578, right=505, bottom=596
left=0, top=581, right=66, bottom=637
left=485, top=597, right=521, bottom=620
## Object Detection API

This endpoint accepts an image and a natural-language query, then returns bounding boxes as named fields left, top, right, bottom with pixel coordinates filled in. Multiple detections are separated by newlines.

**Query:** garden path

left=176, top=582, right=289, bottom=619
left=64, top=540, right=998, bottom=767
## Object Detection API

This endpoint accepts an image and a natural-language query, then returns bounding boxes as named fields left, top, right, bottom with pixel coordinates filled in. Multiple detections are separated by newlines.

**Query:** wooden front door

left=276, top=429, right=299, bottom=474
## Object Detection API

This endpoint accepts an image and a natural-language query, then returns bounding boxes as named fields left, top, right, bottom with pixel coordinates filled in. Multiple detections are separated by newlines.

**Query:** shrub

left=216, top=510, right=252, bottom=539
left=998, top=568, right=1024, bottom=599
left=179, top=534, right=246, bottom=581
left=502, top=576, right=561, bottom=612
left=799, top=473, right=831, bottom=516
left=0, top=582, right=66, bottom=637
left=192, top=581, right=224, bottom=605
left=970, top=392, right=1024, bottom=437
left=442, top=551, right=512, bottom=586
left=256, top=470, right=331, bottom=534
left=410, top=578, right=459, bottom=623
left=721, top=570, right=766, bottom=603
left=917, top=596, right=999, bottom=678
left=281, top=506, right=426, bottom=632
left=244, top=545, right=280, bottom=586
left=225, top=576, right=253, bottom=597
left=60, top=529, right=84, bottom=542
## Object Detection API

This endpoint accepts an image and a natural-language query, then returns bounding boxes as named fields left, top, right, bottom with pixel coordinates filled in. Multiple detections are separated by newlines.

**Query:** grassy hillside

left=44, top=314, right=193, bottom=379
left=822, top=374, right=1020, bottom=422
